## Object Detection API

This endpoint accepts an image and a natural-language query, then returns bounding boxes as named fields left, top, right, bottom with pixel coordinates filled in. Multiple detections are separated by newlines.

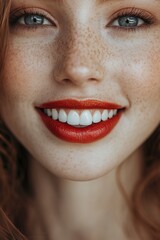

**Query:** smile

left=37, top=99, right=125, bottom=143
left=43, top=108, right=118, bottom=126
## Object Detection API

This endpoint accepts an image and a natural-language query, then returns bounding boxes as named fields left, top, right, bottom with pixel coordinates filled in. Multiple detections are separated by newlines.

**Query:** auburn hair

left=0, top=0, right=160, bottom=239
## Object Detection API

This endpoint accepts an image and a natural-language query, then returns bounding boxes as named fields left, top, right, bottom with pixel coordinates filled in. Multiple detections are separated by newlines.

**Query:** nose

left=53, top=29, right=104, bottom=87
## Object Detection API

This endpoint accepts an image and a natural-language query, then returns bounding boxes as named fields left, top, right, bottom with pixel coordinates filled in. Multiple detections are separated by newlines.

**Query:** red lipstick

left=37, top=99, right=124, bottom=143
left=39, top=99, right=122, bottom=110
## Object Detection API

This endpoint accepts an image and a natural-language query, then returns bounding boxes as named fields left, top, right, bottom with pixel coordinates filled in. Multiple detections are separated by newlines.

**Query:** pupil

left=33, top=17, right=37, bottom=23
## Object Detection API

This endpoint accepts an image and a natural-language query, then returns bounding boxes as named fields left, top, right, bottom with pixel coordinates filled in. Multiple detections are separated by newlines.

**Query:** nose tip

left=66, top=63, right=102, bottom=84
left=55, top=61, right=103, bottom=86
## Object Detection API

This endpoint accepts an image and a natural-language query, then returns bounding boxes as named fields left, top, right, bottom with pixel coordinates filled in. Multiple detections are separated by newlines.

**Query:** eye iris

left=118, top=16, right=138, bottom=27
left=24, top=15, right=44, bottom=25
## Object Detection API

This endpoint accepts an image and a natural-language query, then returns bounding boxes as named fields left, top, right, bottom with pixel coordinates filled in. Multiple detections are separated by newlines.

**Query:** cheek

left=116, top=41, right=160, bottom=111
left=1, top=39, right=54, bottom=105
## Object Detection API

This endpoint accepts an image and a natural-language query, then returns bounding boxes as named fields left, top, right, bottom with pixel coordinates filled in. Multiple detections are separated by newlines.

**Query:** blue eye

left=23, top=15, right=44, bottom=25
left=108, top=8, right=155, bottom=31
left=113, top=16, right=144, bottom=28
left=118, top=16, right=143, bottom=27
left=18, top=14, right=51, bottom=26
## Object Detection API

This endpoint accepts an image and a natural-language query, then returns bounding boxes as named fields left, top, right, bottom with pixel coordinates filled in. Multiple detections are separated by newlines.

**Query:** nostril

left=63, top=79, right=71, bottom=84
left=61, top=77, right=99, bottom=85
left=88, top=78, right=100, bottom=83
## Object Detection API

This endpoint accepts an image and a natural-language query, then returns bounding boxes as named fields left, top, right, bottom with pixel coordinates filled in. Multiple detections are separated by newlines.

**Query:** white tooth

left=67, top=110, right=80, bottom=126
left=80, top=110, right=92, bottom=126
left=93, top=110, right=102, bottom=123
left=47, top=109, right=52, bottom=117
left=59, top=109, right=67, bottom=123
left=108, top=110, right=114, bottom=119
left=113, top=109, right=118, bottom=116
left=102, top=110, right=109, bottom=121
left=52, top=109, right=58, bottom=120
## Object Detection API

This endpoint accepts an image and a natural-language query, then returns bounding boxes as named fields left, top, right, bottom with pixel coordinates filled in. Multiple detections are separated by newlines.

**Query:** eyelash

left=9, top=7, right=155, bottom=32
left=9, top=8, right=55, bottom=30
left=109, top=7, right=155, bottom=32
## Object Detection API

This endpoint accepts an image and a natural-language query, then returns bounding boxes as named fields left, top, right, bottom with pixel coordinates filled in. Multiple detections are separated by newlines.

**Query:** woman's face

left=0, top=0, right=160, bottom=180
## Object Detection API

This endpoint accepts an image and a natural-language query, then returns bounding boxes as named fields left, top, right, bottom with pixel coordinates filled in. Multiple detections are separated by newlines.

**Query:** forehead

left=11, top=0, right=160, bottom=7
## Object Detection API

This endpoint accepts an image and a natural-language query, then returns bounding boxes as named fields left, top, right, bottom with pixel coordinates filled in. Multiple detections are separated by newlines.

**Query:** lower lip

left=38, top=110, right=123, bottom=143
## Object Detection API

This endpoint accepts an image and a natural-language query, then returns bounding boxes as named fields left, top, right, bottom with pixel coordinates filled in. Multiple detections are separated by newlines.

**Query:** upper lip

left=37, top=99, right=124, bottom=110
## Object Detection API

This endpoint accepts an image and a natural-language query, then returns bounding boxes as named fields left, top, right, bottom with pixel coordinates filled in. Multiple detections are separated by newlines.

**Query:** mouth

left=36, top=99, right=125, bottom=143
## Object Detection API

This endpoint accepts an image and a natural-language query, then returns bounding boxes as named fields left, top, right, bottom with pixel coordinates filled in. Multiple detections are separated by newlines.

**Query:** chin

left=31, top=148, right=118, bottom=181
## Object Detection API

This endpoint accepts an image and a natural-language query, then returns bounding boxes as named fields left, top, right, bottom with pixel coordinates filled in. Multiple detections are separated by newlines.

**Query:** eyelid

left=106, top=7, right=155, bottom=27
left=10, top=7, right=58, bottom=27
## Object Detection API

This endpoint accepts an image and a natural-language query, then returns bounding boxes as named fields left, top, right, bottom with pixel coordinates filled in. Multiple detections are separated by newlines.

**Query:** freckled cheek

left=1, top=43, right=54, bottom=102
left=118, top=50, right=160, bottom=108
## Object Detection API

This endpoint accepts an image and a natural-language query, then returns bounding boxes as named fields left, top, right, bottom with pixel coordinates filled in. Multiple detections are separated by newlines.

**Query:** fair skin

left=0, top=0, right=160, bottom=239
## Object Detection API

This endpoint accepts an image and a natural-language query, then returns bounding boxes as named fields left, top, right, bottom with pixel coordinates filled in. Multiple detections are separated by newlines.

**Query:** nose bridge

left=54, top=24, right=104, bottom=85
left=65, top=26, right=96, bottom=65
